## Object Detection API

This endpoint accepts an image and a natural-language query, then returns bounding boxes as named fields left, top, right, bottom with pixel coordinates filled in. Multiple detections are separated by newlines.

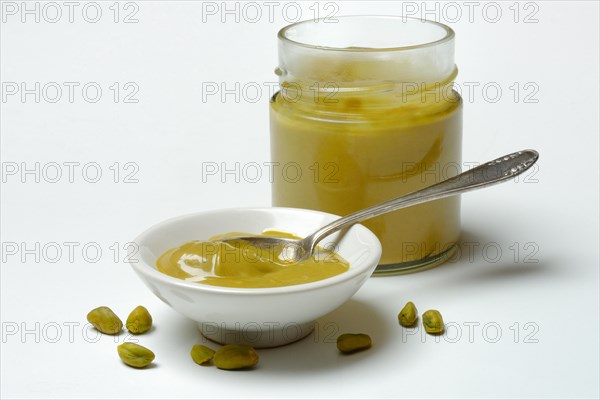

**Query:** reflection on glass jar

left=270, top=16, right=462, bottom=274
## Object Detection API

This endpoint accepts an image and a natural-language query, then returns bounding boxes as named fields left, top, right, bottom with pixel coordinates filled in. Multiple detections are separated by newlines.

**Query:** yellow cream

left=156, top=231, right=349, bottom=288
left=270, top=88, right=462, bottom=267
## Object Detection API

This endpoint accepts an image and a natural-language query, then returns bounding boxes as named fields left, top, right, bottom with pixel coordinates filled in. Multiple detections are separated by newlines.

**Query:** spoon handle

left=306, top=149, right=539, bottom=251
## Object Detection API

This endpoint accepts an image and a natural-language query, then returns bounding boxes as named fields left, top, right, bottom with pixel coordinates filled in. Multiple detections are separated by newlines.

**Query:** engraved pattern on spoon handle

left=305, top=149, right=540, bottom=252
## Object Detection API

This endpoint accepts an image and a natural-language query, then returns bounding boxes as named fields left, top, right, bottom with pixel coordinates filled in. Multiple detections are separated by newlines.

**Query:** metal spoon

left=223, top=149, right=539, bottom=263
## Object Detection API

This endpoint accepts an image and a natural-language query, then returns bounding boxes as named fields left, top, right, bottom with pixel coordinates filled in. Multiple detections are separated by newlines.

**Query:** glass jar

left=270, top=16, right=462, bottom=274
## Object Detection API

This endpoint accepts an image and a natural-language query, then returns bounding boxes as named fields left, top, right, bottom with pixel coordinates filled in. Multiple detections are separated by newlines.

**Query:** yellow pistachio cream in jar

left=270, top=16, right=462, bottom=274
left=156, top=231, right=349, bottom=288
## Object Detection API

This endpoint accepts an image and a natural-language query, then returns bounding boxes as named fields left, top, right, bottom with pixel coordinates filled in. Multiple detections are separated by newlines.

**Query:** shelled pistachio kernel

left=86, top=306, right=123, bottom=335
left=191, top=344, right=216, bottom=365
left=126, top=305, right=152, bottom=334
left=336, top=333, right=372, bottom=354
left=213, top=344, right=259, bottom=370
left=117, top=342, right=155, bottom=368
left=422, top=309, right=445, bottom=334
left=398, top=301, right=418, bottom=327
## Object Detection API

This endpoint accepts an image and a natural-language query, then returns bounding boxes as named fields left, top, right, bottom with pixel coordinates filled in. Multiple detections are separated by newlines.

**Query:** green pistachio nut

left=190, top=344, right=216, bottom=365
left=422, top=309, right=444, bottom=334
left=336, top=333, right=372, bottom=354
left=117, top=342, right=155, bottom=368
left=126, top=305, right=153, bottom=334
left=87, top=306, right=123, bottom=335
left=398, top=301, right=418, bottom=327
left=213, top=344, right=259, bottom=370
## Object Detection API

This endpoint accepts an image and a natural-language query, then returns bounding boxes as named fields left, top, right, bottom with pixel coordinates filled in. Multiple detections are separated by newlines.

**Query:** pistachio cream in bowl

left=130, top=207, right=381, bottom=347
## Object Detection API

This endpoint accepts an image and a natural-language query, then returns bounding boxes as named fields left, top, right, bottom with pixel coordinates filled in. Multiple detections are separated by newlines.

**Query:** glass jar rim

left=278, top=15, right=454, bottom=53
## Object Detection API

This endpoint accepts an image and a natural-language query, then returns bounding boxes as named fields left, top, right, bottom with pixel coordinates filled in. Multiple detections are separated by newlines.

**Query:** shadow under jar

left=270, top=16, right=462, bottom=274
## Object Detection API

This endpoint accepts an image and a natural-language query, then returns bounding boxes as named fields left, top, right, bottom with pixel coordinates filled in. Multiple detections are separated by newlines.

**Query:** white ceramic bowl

left=130, top=207, right=382, bottom=347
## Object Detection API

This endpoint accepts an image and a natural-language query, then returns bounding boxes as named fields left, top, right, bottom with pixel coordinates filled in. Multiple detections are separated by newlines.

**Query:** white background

left=1, top=1, right=599, bottom=398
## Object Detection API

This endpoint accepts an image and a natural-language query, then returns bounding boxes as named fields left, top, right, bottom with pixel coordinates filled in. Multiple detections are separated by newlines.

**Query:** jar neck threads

left=275, top=16, right=458, bottom=120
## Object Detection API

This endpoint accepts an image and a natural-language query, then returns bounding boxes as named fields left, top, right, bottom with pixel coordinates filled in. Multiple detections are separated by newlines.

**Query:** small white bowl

left=130, top=207, right=382, bottom=347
